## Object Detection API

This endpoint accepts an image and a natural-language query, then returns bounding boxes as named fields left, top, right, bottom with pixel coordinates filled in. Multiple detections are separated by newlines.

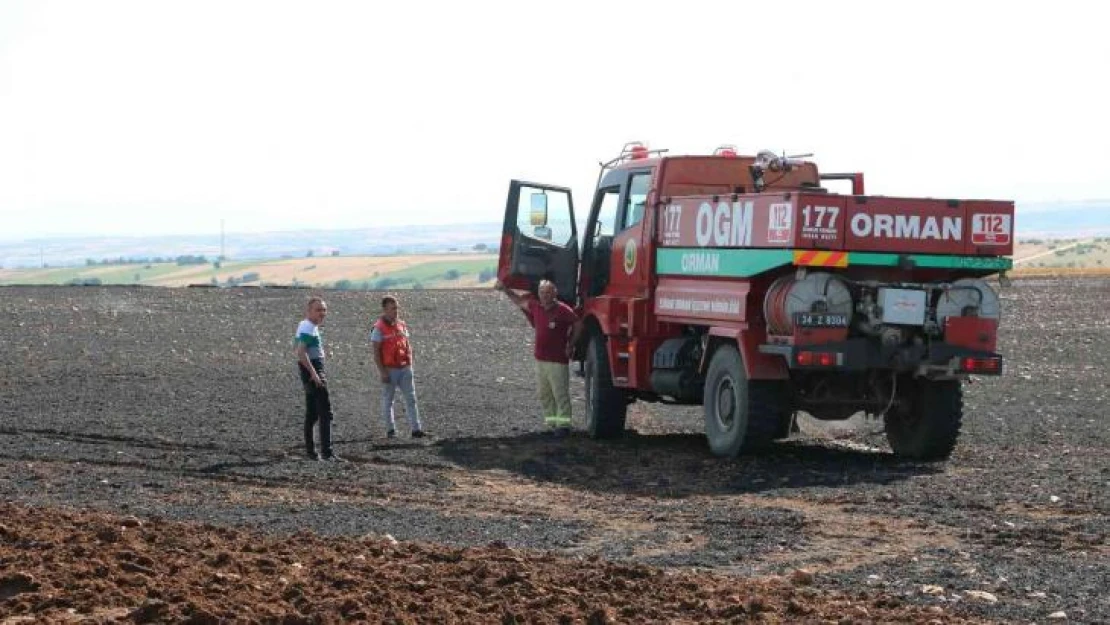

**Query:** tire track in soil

left=2, top=438, right=961, bottom=576
left=446, top=471, right=962, bottom=575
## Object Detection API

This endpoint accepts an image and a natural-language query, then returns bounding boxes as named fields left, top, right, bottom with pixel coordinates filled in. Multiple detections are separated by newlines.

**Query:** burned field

left=0, top=280, right=1106, bottom=623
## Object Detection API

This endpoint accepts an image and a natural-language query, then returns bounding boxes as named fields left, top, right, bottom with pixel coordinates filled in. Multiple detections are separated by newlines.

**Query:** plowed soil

left=1, top=279, right=1106, bottom=623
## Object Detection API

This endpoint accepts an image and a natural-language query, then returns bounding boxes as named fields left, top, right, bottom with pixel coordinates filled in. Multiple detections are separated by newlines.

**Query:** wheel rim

left=714, top=376, right=736, bottom=431
left=894, top=407, right=921, bottom=429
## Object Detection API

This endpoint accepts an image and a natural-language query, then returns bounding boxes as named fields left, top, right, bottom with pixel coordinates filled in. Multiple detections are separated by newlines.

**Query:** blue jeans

left=382, top=366, right=422, bottom=432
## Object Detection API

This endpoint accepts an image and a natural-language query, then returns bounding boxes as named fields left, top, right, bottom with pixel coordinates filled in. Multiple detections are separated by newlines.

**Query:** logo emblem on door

left=623, top=238, right=637, bottom=275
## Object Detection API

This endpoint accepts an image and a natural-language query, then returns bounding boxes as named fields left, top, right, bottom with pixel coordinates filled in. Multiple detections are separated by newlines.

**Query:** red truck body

left=498, top=145, right=1012, bottom=459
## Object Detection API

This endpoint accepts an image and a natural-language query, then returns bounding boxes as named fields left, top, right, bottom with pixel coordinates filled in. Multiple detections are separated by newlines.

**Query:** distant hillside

left=1016, top=200, right=1110, bottom=236
left=0, top=222, right=502, bottom=269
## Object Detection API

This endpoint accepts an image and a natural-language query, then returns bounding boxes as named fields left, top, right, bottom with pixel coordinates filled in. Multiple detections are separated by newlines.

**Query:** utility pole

left=220, top=219, right=225, bottom=261
left=40, top=246, right=44, bottom=269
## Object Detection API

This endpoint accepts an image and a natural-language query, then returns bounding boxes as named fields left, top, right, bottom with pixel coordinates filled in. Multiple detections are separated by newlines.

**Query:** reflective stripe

left=793, top=250, right=849, bottom=267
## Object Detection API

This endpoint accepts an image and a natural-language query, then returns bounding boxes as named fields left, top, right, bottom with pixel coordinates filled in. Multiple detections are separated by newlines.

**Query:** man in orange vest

left=371, top=295, right=426, bottom=439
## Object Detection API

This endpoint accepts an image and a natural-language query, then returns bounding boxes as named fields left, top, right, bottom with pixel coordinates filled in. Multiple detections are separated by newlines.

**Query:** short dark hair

left=306, top=296, right=325, bottom=310
left=381, top=296, right=398, bottom=309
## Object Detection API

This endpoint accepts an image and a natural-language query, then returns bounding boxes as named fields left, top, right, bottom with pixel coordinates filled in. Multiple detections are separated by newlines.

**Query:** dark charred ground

left=0, top=280, right=1106, bottom=623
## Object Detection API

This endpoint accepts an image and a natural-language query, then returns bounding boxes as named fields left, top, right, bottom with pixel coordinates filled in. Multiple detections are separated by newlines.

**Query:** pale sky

left=1, top=0, right=1107, bottom=239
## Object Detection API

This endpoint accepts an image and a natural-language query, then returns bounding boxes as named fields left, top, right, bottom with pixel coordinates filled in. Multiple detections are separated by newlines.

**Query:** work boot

left=386, top=429, right=397, bottom=439
left=411, top=430, right=427, bottom=439
left=305, top=450, right=320, bottom=461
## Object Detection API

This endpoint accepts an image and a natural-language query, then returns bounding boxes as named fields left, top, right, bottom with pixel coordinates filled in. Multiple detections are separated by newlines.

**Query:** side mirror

left=529, top=193, right=548, bottom=227
left=533, top=225, right=553, bottom=241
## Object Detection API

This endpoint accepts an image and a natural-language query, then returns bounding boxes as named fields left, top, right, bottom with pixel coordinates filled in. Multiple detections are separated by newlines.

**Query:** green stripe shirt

left=294, top=319, right=324, bottom=360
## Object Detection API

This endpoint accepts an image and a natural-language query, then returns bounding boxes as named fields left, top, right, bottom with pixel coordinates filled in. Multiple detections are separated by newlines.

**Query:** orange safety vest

left=374, top=318, right=412, bottom=368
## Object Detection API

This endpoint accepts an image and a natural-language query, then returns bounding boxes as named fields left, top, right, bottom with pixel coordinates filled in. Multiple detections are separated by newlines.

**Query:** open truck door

left=498, top=180, right=580, bottom=305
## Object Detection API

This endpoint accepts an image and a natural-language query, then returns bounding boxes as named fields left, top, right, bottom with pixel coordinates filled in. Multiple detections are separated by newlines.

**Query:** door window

left=516, top=185, right=574, bottom=247
left=595, top=187, right=620, bottom=238
left=622, top=173, right=651, bottom=230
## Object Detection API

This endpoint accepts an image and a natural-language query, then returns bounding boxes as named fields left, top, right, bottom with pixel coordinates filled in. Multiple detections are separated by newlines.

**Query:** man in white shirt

left=294, top=296, right=343, bottom=461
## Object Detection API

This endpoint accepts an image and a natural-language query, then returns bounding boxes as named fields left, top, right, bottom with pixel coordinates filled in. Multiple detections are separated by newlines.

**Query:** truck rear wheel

left=585, top=335, right=626, bottom=439
left=703, top=344, right=782, bottom=457
left=884, top=379, right=963, bottom=460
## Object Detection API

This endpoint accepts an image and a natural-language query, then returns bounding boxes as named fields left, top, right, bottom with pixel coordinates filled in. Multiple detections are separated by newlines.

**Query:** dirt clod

left=0, top=572, right=40, bottom=601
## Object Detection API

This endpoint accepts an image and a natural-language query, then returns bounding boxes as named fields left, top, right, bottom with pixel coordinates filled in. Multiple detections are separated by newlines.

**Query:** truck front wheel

left=703, top=344, right=781, bottom=458
left=884, top=379, right=963, bottom=460
left=584, top=335, right=626, bottom=439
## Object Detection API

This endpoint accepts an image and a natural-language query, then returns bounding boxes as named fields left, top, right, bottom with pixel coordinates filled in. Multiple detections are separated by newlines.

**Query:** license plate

left=794, top=313, right=850, bottom=328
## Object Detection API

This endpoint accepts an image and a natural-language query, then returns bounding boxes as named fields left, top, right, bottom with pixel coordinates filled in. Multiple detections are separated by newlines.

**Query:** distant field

left=345, top=259, right=497, bottom=289
left=0, top=253, right=499, bottom=290
left=1011, top=237, right=1110, bottom=272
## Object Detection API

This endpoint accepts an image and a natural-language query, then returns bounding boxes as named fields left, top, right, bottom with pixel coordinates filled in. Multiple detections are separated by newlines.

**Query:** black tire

left=884, top=379, right=963, bottom=460
left=584, top=334, right=626, bottom=439
left=703, top=344, right=783, bottom=457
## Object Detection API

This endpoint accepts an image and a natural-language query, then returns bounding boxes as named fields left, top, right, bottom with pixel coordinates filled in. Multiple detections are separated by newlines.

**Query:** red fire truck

left=498, top=143, right=1012, bottom=460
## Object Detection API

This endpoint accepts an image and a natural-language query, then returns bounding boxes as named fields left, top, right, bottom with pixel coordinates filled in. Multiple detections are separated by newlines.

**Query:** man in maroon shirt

left=495, top=279, right=583, bottom=434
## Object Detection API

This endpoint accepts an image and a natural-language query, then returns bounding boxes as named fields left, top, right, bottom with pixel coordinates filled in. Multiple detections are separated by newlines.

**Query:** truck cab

left=498, top=142, right=1012, bottom=460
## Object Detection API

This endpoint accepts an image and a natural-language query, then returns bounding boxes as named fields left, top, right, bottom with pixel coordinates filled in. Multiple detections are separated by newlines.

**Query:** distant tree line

left=85, top=255, right=215, bottom=266
left=218, top=272, right=261, bottom=287
left=87, top=256, right=164, bottom=266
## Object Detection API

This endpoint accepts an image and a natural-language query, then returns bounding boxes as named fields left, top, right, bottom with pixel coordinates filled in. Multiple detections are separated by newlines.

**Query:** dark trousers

left=299, top=359, right=333, bottom=457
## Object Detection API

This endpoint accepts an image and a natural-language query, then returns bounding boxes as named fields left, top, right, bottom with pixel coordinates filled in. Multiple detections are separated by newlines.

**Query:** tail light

left=960, top=356, right=1002, bottom=374
left=797, top=351, right=842, bottom=367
